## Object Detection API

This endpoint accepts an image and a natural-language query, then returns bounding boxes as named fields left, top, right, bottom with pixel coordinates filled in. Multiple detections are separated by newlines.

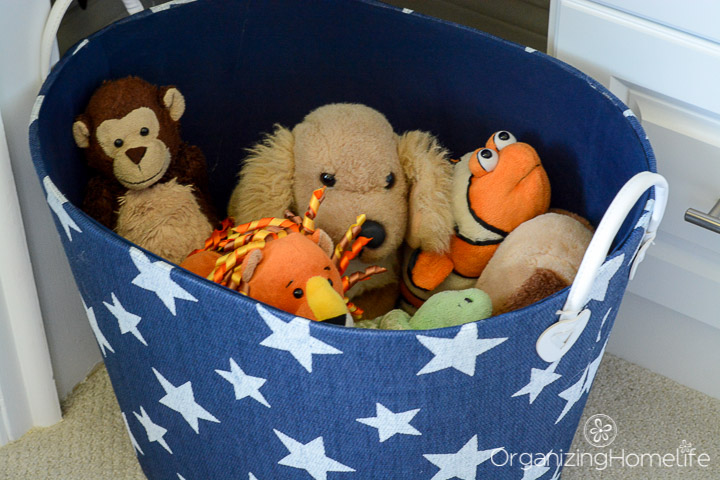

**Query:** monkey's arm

left=174, top=144, right=209, bottom=190
left=173, top=143, right=217, bottom=224
left=82, top=176, right=123, bottom=229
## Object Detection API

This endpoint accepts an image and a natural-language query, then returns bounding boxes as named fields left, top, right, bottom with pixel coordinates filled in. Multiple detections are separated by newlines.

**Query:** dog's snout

left=360, top=220, right=386, bottom=249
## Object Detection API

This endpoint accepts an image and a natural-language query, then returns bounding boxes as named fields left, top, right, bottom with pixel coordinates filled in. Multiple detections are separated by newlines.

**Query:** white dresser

left=549, top=0, right=720, bottom=398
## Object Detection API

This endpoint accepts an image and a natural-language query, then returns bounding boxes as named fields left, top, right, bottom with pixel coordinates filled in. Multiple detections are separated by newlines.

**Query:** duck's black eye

left=327, top=279, right=333, bottom=287
left=320, top=173, right=336, bottom=187
left=114, top=139, right=124, bottom=148
left=385, top=172, right=395, bottom=190
left=293, top=288, right=304, bottom=299
left=140, top=127, right=149, bottom=136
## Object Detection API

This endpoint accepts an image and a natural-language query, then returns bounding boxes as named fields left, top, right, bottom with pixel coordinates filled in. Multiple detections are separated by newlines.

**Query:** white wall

left=609, top=293, right=720, bottom=399
left=0, top=0, right=101, bottom=408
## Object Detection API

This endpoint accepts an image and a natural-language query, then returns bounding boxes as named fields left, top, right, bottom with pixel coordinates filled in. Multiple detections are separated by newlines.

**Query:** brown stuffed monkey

left=73, top=76, right=215, bottom=264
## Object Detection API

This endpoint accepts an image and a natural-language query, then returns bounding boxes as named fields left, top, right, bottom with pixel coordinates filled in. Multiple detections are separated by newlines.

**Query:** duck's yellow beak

left=306, top=276, right=349, bottom=325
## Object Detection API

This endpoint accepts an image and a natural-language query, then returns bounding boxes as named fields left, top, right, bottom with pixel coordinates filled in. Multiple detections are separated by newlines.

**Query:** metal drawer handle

left=685, top=200, right=720, bottom=234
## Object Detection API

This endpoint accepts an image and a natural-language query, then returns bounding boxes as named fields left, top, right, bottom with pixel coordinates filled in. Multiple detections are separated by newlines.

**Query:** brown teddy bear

left=72, top=76, right=215, bottom=264
left=227, top=103, right=453, bottom=318
left=475, top=210, right=594, bottom=314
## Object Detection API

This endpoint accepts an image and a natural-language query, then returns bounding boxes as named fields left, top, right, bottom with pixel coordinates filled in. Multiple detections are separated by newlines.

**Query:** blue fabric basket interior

left=30, top=0, right=656, bottom=478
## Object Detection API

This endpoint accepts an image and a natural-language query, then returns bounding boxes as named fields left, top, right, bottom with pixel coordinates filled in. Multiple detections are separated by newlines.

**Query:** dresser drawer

left=549, top=0, right=720, bottom=114
left=590, top=0, right=720, bottom=44
left=550, top=0, right=720, bottom=330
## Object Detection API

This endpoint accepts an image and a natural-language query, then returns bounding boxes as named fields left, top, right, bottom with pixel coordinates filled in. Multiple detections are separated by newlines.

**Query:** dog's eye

left=140, top=127, right=149, bottom=136
left=320, top=173, right=336, bottom=187
left=385, top=172, right=395, bottom=190
left=114, top=139, right=124, bottom=148
left=293, top=288, right=304, bottom=299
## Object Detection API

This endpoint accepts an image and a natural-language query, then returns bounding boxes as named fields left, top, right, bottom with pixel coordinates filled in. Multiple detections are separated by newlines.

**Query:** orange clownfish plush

left=181, top=188, right=385, bottom=325
left=401, top=131, right=551, bottom=310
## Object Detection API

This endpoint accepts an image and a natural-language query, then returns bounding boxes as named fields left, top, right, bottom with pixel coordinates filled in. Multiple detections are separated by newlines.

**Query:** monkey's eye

left=140, top=127, right=149, bottom=136
left=385, top=172, right=395, bottom=190
left=114, top=139, right=124, bottom=148
left=320, top=173, right=336, bottom=187
left=293, top=288, right=304, bottom=299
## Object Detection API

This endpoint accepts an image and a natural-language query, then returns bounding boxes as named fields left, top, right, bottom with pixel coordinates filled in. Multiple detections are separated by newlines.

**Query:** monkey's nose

left=360, top=220, right=386, bottom=249
left=126, top=146, right=147, bottom=165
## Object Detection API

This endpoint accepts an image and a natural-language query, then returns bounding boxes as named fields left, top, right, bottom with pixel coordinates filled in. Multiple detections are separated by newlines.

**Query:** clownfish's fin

left=408, top=249, right=454, bottom=291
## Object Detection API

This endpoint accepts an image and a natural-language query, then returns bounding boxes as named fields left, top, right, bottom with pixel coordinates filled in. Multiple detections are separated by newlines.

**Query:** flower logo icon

left=583, top=414, right=617, bottom=448
left=679, top=440, right=693, bottom=454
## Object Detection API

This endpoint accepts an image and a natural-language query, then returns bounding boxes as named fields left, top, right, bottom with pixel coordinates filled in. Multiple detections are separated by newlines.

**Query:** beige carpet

left=1, top=354, right=718, bottom=479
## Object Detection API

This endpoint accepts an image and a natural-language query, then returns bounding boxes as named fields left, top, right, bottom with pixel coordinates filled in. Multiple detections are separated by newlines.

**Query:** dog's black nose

left=360, top=220, right=386, bottom=249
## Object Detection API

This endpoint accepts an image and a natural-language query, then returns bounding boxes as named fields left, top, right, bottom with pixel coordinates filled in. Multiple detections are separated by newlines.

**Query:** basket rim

left=29, top=0, right=655, bottom=342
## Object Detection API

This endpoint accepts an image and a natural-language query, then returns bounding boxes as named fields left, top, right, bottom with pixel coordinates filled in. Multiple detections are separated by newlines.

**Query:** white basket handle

left=536, top=171, right=669, bottom=362
left=40, top=0, right=144, bottom=82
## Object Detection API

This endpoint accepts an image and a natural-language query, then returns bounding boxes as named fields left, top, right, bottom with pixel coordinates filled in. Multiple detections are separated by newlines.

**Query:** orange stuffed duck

left=182, top=188, right=385, bottom=325
left=401, top=131, right=551, bottom=310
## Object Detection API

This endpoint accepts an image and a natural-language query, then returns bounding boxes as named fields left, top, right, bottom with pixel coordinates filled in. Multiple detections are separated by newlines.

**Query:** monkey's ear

left=72, top=115, right=91, bottom=148
left=161, top=87, right=186, bottom=121
left=241, top=249, right=264, bottom=283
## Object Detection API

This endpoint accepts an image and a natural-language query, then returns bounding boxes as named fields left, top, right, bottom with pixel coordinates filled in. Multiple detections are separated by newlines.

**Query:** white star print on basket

left=152, top=368, right=219, bottom=434
left=416, top=323, right=507, bottom=376
left=104, top=292, right=147, bottom=346
left=274, top=430, right=355, bottom=480
left=257, top=305, right=342, bottom=373
left=134, top=406, right=173, bottom=454
left=129, top=247, right=197, bottom=315
left=44, top=176, right=82, bottom=241
left=83, top=297, right=113, bottom=357
left=215, top=358, right=270, bottom=408
left=424, top=435, right=503, bottom=480
left=356, top=403, right=421, bottom=442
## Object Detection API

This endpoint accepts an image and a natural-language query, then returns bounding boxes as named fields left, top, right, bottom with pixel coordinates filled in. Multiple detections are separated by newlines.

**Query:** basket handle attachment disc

left=536, top=171, right=668, bottom=363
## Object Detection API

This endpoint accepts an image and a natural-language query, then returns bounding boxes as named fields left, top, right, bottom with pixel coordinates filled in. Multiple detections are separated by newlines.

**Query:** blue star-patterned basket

left=31, top=1, right=666, bottom=478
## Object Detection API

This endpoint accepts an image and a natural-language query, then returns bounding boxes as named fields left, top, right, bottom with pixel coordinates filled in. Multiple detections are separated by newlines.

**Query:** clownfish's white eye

left=476, top=148, right=499, bottom=172
left=493, top=131, right=517, bottom=150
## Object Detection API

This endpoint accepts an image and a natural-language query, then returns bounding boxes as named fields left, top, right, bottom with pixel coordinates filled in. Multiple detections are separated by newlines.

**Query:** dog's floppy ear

left=397, top=131, right=454, bottom=253
left=228, top=125, right=295, bottom=223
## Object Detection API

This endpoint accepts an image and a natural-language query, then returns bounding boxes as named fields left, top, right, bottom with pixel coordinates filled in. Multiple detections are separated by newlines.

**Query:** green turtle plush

left=356, top=288, right=492, bottom=330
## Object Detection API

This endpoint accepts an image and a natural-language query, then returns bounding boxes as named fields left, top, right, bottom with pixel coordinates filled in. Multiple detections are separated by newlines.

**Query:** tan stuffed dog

left=228, top=103, right=453, bottom=318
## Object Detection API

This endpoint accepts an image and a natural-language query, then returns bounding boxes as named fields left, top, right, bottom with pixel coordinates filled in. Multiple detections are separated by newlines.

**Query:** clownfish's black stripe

left=454, top=226, right=505, bottom=247
left=449, top=268, right=477, bottom=279
left=405, top=248, right=430, bottom=292
left=465, top=177, right=510, bottom=239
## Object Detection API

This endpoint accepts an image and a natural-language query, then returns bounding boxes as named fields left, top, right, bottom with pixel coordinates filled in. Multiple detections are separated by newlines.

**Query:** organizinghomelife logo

left=489, top=414, right=712, bottom=473
left=583, top=414, right=617, bottom=448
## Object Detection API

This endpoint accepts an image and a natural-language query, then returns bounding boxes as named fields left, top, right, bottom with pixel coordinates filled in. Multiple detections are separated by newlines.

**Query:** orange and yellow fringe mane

left=193, top=187, right=385, bottom=319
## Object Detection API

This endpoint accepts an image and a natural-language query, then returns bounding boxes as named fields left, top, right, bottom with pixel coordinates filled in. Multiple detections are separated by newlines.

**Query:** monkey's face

left=95, top=107, right=171, bottom=190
